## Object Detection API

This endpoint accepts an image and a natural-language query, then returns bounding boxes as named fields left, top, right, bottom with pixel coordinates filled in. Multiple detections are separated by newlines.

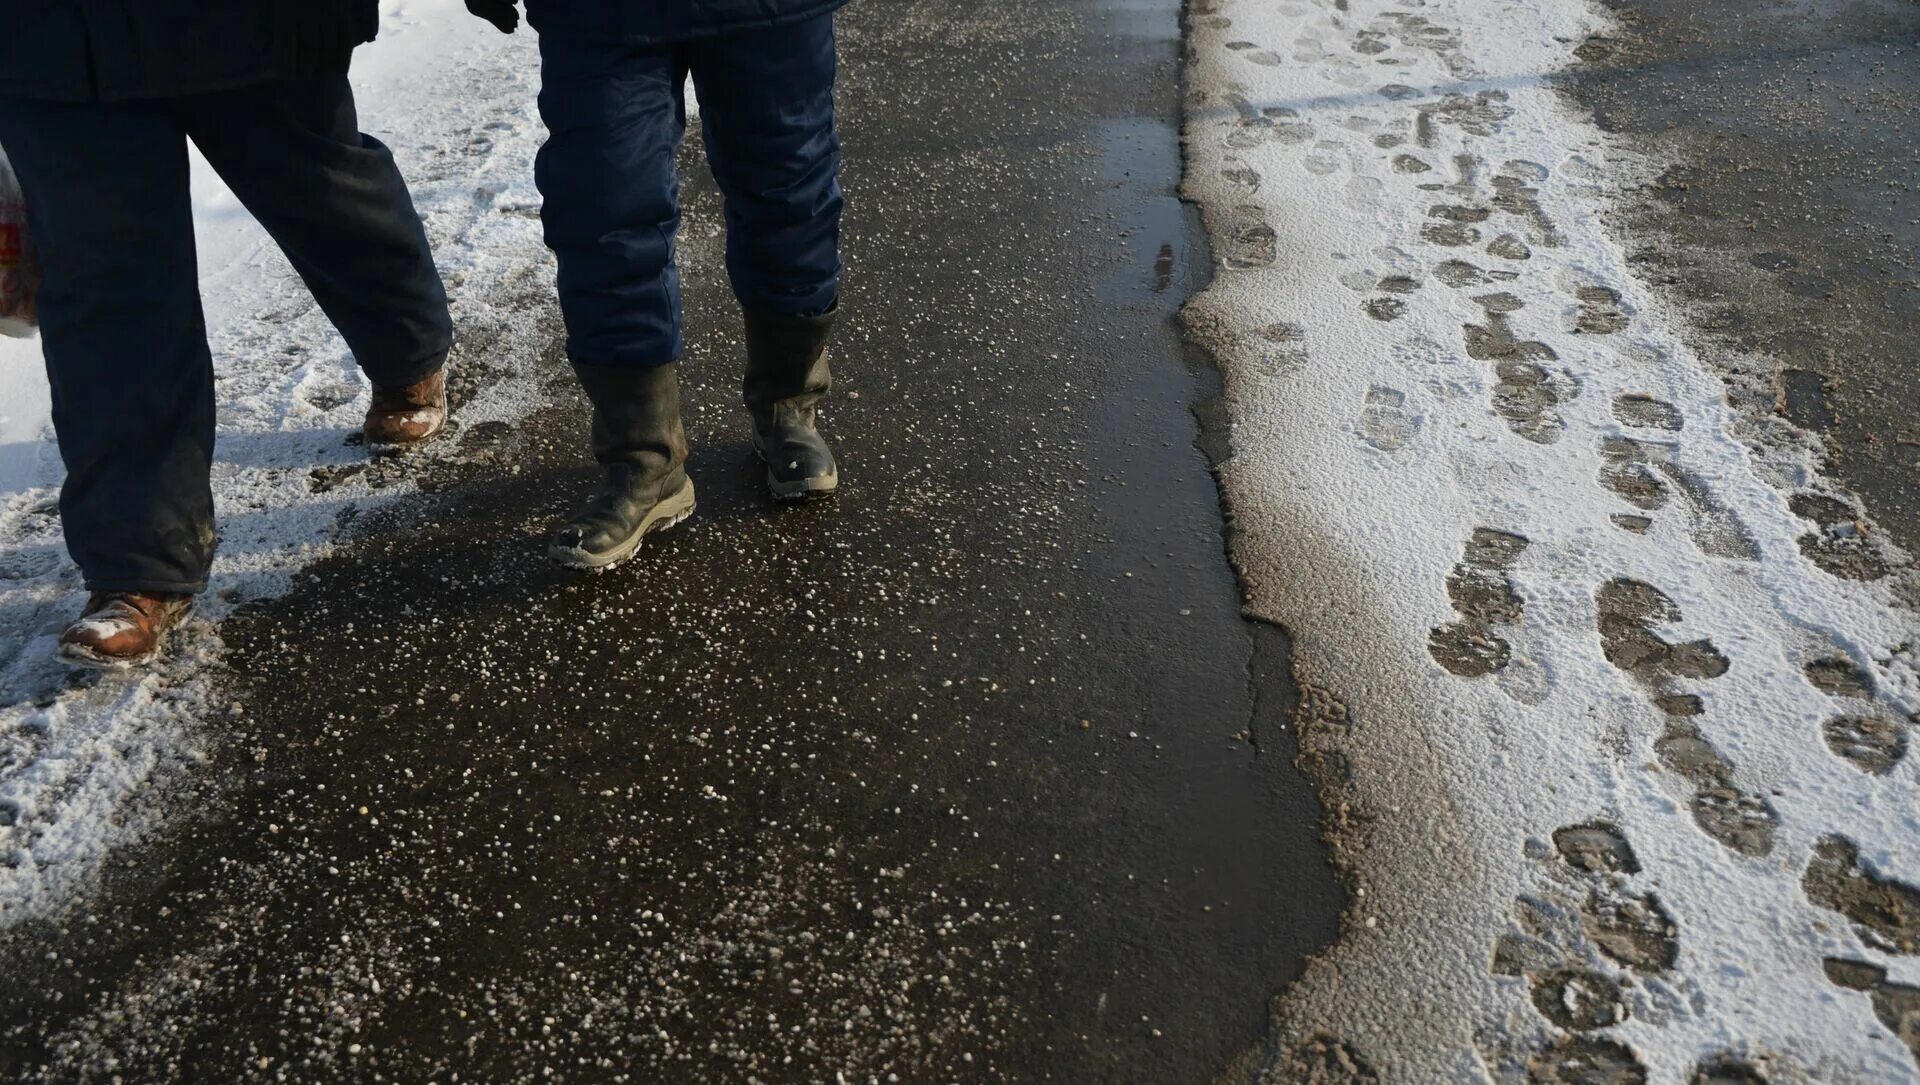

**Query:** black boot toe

left=756, top=420, right=839, bottom=500
left=549, top=472, right=697, bottom=570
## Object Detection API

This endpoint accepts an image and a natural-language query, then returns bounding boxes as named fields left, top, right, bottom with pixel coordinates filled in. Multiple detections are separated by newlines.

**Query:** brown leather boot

left=364, top=368, right=448, bottom=455
left=56, top=592, right=194, bottom=671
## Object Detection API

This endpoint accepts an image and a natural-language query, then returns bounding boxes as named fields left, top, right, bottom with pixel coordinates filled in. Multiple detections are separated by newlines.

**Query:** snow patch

left=1184, top=0, right=1920, bottom=1080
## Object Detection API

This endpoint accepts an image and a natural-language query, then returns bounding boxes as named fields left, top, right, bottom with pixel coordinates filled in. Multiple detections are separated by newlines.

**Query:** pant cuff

left=737, top=290, right=840, bottom=320
left=568, top=349, right=683, bottom=370
left=361, top=344, right=450, bottom=389
left=82, top=578, right=207, bottom=597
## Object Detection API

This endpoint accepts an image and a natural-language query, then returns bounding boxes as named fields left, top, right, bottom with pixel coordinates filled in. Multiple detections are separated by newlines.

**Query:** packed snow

left=1183, top=0, right=1920, bottom=1081
left=0, top=0, right=559, bottom=924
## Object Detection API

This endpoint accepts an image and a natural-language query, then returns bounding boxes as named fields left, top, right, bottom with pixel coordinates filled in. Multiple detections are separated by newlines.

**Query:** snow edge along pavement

left=0, top=0, right=558, bottom=927
left=1179, top=0, right=1920, bottom=1081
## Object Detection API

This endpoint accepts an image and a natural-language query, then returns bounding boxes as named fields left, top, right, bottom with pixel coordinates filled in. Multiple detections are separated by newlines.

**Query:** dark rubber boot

left=743, top=306, right=839, bottom=501
left=549, top=363, right=697, bottom=571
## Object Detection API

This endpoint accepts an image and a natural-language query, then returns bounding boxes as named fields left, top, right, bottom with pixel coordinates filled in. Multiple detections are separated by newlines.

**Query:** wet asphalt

left=0, top=1, right=1342, bottom=1081
left=1564, top=0, right=1920, bottom=556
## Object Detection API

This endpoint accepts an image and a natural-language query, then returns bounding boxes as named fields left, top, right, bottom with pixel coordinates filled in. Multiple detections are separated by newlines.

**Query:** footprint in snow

left=1492, top=162, right=1562, bottom=249
left=1571, top=285, right=1630, bottom=335
left=1428, top=527, right=1528, bottom=678
left=1361, top=273, right=1418, bottom=322
left=1420, top=203, right=1489, bottom=247
left=1433, top=258, right=1518, bottom=287
left=1356, top=385, right=1419, bottom=450
left=1798, top=651, right=1912, bottom=773
left=1490, top=823, right=1665, bottom=1082
left=1610, top=393, right=1682, bottom=431
left=1224, top=40, right=1283, bottom=67
left=1593, top=579, right=1777, bottom=857
left=1823, top=958, right=1920, bottom=1069
left=1415, top=91, right=1514, bottom=149
left=1598, top=436, right=1758, bottom=560
left=1487, top=233, right=1532, bottom=261
left=1803, top=835, right=1920, bottom=954
left=1788, top=491, right=1892, bottom=582
left=1222, top=205, right=1277, bottom=270
left=1461, top=294, right=1571, bottom=446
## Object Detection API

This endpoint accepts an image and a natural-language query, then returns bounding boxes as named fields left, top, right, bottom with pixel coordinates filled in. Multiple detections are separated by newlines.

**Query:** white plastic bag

left=0, top=144, right=38, bottom=339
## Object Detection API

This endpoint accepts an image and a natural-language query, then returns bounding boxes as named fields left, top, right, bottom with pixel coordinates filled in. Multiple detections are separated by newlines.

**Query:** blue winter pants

left=535, top=14, right=843, bottom=369
left=0, top=75, right=452, bottom=595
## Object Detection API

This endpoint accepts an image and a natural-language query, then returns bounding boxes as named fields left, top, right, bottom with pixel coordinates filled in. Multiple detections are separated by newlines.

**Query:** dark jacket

left=0, top=1, right=379, bottom=102
left=526, top=0, right=850, bottom=42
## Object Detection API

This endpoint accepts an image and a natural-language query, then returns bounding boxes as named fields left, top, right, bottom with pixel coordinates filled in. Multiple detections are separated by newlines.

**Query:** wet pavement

left=0, top=1, right=1341, bottom=1081
left=1564, top=0, right=1920, bottom=557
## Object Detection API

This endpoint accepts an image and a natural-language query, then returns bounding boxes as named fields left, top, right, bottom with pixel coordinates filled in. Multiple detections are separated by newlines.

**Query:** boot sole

left=56, top=642, right=160, bottom=672
left=548, top=478, right=697, bottom=572
left=767, top=469, right=838, bottom=502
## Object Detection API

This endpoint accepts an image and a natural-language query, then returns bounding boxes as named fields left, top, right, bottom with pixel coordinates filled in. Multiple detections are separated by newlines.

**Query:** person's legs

left=178, top=73, right=453, bottom=391
left=691, top=13, right=845, bottom=499
left=0, top=97, right=216, bottom=596
left=534, top=32, right=698, bottom=569
left=689, top=14, right=842, bottom=319
left=535, top=31, right=689, bottom=369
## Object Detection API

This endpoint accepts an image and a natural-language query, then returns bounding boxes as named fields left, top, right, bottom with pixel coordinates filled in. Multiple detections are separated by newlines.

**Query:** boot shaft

left=742, top=306, right=837, bottom=427
left=575, top=362, right=689, bottom=475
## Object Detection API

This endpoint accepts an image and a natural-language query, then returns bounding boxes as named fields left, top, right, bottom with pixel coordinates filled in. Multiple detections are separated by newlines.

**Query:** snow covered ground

left=1184, top=0, right=1920, bottom=1081
left=0, top=1, right=558, bottom=924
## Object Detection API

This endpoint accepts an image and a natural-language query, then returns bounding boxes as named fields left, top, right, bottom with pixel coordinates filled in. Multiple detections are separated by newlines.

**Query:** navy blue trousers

left=535, top=14, right=843, bottom=369
left=0, top=75, right=452, bottom=595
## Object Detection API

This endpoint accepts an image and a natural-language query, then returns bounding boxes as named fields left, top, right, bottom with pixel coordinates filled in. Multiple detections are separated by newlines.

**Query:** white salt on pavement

left=0, top=0, right=555, bottom=925
left=1184, top=0, right=1920, bottom=1080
